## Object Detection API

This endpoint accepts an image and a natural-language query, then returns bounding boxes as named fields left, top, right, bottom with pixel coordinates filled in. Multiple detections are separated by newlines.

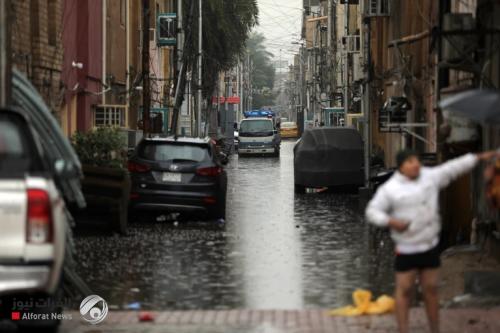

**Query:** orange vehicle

left=280, top=122, right=299, bottom=138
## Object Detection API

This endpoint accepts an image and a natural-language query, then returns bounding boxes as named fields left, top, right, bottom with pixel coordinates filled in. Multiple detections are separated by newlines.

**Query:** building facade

left=11, top=0, right=176, bottom=137
left=11, top=0, right=65, bottom=120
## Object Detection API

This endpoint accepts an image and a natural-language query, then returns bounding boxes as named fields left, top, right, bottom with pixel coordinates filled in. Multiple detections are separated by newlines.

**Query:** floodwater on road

left=73, top=140, right=394, bottom=311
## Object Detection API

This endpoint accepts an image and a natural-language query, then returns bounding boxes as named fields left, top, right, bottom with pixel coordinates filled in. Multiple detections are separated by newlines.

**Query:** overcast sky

left=254, top=0, right=303, bottom=69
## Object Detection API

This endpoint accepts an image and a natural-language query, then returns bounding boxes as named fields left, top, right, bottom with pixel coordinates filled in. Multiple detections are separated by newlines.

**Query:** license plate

left=162, top=172, right=181, bottom=182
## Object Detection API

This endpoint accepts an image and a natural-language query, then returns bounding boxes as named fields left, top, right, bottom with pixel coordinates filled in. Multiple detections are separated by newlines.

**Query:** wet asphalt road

left=73, top=140, right=394, bottom=311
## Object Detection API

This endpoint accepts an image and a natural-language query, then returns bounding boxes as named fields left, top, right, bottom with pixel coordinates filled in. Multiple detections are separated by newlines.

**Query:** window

left=138, top=143, right=209, bottom=162
left=0, top=114, right=43, bottom=173
left=94, top=105, right=126, bottom=127
left=342, top=35, right=361, bottom=53
left=239, top=120, right=274, bottom=134
left=47, top=0, right=57, bottom=46
left=365, top=0, right=390, bottom=17
left=281, top=122, right=297, bottom=129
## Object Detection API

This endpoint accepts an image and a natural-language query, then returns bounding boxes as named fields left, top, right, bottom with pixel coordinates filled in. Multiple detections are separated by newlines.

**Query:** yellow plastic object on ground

left=328, top=289, right=395, bottom=316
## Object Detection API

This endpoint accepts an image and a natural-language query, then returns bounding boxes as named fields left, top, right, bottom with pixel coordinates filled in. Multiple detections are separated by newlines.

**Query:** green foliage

left=247, top=33, right=276, bottom=109
left=71, top=127, right=126, bottom=169
left=183, top=0, right=259, bottom=98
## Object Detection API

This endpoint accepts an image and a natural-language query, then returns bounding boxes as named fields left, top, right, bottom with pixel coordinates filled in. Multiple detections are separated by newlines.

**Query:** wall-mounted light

left=71, top=61, right=83, bottom=69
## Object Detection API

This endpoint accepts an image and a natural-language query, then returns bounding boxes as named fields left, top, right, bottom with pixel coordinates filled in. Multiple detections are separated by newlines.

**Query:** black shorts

left=394, top=245, right=441, bottom=272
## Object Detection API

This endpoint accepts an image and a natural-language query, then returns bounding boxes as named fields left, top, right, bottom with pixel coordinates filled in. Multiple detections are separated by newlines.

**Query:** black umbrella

left=439, top=89, right=500, bottom=123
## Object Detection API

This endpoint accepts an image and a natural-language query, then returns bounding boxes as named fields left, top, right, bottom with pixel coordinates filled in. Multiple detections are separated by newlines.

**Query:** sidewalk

left=61, top=308, right=500, bottom=333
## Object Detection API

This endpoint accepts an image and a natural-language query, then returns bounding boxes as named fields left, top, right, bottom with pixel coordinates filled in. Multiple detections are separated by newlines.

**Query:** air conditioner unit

left=342, top=35, right=361, bottom=53
left=442, top=13, right=476, bottom=64
left=157, top=13, right=177, bottom=46
left=365, top=0, right=390, bottom=17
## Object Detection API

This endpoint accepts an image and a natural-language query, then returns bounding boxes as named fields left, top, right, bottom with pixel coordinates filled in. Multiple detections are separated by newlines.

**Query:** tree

left=247, top=33, right=276, bottom=109
left=185, top=0, right=259, bottom=98
left=171, top=0, right=258, bottom=135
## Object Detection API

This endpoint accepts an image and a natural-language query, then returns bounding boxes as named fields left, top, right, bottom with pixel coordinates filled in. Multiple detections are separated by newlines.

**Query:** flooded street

left=74, top=140, right=394, bottom=311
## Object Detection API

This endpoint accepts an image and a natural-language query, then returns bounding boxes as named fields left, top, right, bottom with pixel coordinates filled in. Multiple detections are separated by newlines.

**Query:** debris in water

left=139, top=312, right=155, bottom=322
left=125, top=302, right=141, bottom=310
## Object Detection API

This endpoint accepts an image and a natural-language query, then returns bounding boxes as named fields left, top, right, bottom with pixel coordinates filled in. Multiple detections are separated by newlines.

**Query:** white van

left=237, top=118, right=281, bottom=157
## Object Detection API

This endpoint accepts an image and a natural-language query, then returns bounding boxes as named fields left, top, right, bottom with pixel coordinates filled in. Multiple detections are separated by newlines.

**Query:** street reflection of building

left=231, top=157, right=303, bottom=309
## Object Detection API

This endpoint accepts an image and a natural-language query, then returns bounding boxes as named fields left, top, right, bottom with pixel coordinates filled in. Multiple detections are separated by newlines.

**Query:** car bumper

left=0, top=265, right=51, bottom=294
left=294, top=170, right=364, bottom=187
left=129, top=189, right=219, bottom=214
left=238, top=147, right=277, bottom=155
left=281, top=132, right=298, bottom=138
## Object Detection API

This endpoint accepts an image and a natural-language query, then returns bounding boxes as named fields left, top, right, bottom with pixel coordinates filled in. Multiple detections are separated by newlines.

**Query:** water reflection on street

left=74, top=140, right=394, bottom=310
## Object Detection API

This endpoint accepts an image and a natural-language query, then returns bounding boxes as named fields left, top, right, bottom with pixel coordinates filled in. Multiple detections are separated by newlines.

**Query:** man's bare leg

left=420, top=268, right=440, bottom=333
left=395, top=270, right=417, bottom=333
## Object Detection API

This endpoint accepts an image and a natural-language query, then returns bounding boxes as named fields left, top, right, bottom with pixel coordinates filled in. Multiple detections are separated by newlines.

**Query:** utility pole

left=142, top=0, right=151, bottom=136
left=343, top=0, right=349, bottom=115
left=196, top=0, right=203, bottom=137
left=249, top=59, right=253, bottom=110
left=177, top=0, right=183, bottom=70
left=0, top=0, right=11, bottom=108
left=362, top=18, right=371, bottom=188
left=246, top=54, right=250, bottom=111
left=224, top=73, right=234, bottom=150
left=170, top=0, right=195, bottom=137
left=299, top=47, right=305, bottom=133
left=236, top=59, right=240, bottom=122
left=327, top=0, right=334, bottom=108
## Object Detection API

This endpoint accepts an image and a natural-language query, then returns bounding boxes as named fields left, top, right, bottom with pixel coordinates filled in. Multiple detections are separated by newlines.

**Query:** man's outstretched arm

left=431, top=151, right=498, bottom=189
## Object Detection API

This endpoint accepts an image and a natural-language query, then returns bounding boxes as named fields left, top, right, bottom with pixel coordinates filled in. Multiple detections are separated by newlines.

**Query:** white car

left=0, top=109, right=67, bottom=332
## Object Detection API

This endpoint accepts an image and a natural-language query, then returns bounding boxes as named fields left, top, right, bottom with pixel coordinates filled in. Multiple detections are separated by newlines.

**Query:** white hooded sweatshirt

left=365, top=153, right=478, bottom=254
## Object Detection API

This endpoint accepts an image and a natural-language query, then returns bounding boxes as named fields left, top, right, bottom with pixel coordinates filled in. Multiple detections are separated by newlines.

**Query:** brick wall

left=10, top=0, right=64, bottom=119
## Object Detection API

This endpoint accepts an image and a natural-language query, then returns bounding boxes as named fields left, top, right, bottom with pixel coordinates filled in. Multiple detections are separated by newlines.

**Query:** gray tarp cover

left=294, top=127, right=364, bottom=187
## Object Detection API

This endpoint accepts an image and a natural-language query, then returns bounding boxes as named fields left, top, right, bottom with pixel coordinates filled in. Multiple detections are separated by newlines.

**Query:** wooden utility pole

left=0, top=0, right=11, bottom=107
left=142, top=0, right=151, bottom=136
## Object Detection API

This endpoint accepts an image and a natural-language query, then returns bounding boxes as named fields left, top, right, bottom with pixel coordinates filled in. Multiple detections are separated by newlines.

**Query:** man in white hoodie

left=366, top=149, right=496, bottom=333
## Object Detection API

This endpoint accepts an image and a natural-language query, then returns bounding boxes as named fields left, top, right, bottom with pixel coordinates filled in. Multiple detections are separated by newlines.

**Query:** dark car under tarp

left=294, top=127, right=364, bottom=192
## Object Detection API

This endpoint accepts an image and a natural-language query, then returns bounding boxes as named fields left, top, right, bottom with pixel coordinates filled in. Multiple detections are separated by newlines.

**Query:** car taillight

left=128, top=161, right=151, bottom=173
left=196, top=166, right=222, bottom=177
left=26, top=189, right=53, bottom=244
left=203, top=196, right=217, bottom=205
